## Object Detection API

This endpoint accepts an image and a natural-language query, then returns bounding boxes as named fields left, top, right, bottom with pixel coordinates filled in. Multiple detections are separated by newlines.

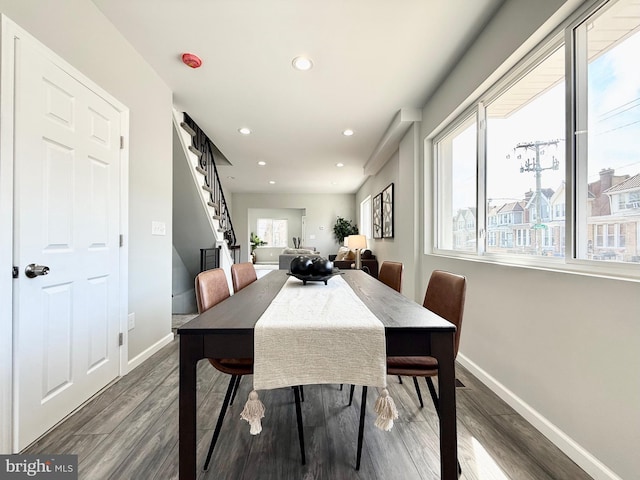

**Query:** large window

left=436, top=114, right=477, bottom=252
left=256, top=218, right=288, bottom=247
left=360, top=196, right=372, bottom=240
left=574, top=0, right=640, bottom=263
left=433, top=0, right=640, bottom=273
left=485, top=45, right=565, bottom=258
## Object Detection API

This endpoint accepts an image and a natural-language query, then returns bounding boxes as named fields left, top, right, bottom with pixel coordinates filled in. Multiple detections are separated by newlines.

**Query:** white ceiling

left=91, top=0, right=503, bottom=194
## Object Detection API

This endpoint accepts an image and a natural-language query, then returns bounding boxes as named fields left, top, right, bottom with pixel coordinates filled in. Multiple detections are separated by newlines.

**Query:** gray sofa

left=278, top=248, right=321, bottom=270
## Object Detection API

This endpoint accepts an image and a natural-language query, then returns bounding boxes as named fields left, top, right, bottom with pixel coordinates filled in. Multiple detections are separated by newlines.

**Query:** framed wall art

left=382, top=183, right=394, bottom=238
left=372, top=193, right=382, bottom=239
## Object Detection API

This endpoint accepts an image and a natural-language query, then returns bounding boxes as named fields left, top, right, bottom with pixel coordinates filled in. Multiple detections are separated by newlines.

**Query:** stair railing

left=182, top=114, right=238, bottom=260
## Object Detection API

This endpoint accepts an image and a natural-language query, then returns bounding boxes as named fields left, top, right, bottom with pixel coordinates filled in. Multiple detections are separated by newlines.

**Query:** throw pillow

left=335, top=247, right=356, bottom=261
left=335, top=246, right=351, bottom=261
left=282, top=248, right=315, bottom=255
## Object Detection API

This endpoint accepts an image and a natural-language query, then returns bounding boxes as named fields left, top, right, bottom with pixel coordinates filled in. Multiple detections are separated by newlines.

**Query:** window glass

left=432, top=0, right=639, bottom=276
left=435, top=115, right=477, bottom=252
left=486, top=46, right=565, bottom=257
left=257, top=218, right=288, bottom=247
left=576, top=0, right=640, bottom=263
left=360, top=196, right=372, bottom=240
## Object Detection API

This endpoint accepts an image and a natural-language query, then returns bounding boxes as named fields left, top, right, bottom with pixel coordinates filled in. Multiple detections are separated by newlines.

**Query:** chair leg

left=348, top=384, right=355, bottom=406
left=229, top=374, right=242, bottom=406
left=425, top=377, right=440, bottom=413
left=412, top=376, right=424, bottom=408
left=340, top=384, right=343, bottom=391
left=293, top=386, right=306, bottom=465
left=290, top=385, right=305, bottom=402
left=398, top=375, right=403, bottom=384
left=203, top=375, right=237, bottom=471
left=356, top=386, right=368, bottom=470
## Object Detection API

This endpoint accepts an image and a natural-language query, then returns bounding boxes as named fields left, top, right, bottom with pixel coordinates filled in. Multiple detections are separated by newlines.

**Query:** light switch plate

left=151, top=221, right=166, bottom=236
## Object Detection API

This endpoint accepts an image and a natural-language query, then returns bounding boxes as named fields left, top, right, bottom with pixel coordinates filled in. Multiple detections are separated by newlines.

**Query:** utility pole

left=510, top=140, right=560, bottom=253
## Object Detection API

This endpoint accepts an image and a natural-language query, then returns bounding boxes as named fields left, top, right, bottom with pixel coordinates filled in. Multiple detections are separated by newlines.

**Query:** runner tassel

left=240, top=390, right=265, bottom=435
left=374, top=388, right=398, bottom=431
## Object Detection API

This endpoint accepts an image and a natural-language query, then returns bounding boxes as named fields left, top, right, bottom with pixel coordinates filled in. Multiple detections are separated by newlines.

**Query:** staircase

left=172, top=109, right=239, bottom=306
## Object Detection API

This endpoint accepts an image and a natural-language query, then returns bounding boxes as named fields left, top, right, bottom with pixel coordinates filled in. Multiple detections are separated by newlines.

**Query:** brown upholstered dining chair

left=354, top=269, right=466, bottom=473
left=230, top=262, right=257, bottom=293
left=387, top=269, right=467, bottom=411
left=195, top=268, right=305, bottom=470
left=378, top=261, right=403, bottom=293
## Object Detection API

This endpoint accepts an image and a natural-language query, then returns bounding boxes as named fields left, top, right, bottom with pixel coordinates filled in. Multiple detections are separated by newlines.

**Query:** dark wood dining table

left=178, top=269, right=458, bottom=479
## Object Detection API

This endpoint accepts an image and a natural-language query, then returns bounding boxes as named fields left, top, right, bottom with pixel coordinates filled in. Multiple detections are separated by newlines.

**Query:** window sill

left=429, top=249, right=640, bottom=283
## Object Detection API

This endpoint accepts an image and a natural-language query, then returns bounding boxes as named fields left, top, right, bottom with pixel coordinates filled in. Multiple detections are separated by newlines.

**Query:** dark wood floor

left=24, top=334, right=592, bottom=480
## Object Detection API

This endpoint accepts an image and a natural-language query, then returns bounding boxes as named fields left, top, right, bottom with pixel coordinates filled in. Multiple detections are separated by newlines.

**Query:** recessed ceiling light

left=238, top=127, right=251, bottom=135
left=257, top=160, right=266, bottom=166
left=336, top=163, right=344, bottom=168
left=227, top=176, right=235, bottom=180
left=331, top=181, right=338, bottom=185
left=269, top=180, right=276, bottom=185
left=292, top=56, right=313, bottom=71
left=342, top=129, right=354, bottom=136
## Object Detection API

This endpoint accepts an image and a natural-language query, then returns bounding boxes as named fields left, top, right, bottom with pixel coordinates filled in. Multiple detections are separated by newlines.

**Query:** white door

left=13, top=36, right=122, bottom=450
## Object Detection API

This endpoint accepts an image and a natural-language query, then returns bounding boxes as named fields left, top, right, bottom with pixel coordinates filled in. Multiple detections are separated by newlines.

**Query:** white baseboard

left=127, top=332, right=175, bottom=373
left=457, top=353, right=622, bottom=480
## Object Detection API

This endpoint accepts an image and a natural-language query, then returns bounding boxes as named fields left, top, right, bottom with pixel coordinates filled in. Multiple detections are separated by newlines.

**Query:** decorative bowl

left=287, top=268, right=343, bottom=285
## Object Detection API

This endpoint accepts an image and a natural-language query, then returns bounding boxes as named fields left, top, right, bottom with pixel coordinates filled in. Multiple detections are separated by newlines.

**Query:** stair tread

left=180, top=121, right=196, bottom=137
left=188, top=145, right=202, bottom=158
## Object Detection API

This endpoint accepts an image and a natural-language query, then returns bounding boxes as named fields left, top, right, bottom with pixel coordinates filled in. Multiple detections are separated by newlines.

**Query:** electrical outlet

left=128, top=313, right=135, bottom=330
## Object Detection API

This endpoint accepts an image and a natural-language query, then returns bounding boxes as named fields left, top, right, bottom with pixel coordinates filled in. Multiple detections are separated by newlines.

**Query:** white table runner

left=241, top=274, right=398, bottom=434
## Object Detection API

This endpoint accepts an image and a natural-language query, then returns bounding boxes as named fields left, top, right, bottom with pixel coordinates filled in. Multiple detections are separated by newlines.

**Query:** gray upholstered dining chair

left=195, top=268, right=306, bottom=470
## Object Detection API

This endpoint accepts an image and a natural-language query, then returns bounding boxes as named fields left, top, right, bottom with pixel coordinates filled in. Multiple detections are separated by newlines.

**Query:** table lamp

left=347, top=234, right=367, bottom=270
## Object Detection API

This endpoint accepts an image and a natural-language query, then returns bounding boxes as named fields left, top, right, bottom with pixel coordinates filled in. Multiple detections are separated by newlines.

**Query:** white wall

left=172, top=245, right=196, bottom=314
left=414, top=0, right=640, bottom=479
left=356, top=123, right=421, bottom=299
left=0, top=0, right=173, bottom=364
left=232, top=193, right=356, bottom=261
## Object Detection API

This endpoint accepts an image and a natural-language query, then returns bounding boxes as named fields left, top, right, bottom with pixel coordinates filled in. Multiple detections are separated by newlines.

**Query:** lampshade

left=347, top=235, right=367, bottom=250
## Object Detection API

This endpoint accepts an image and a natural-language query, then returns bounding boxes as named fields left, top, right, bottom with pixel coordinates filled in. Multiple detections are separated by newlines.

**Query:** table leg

left=431, top=331, right=458, bottom=480
left=179, top=335, right=203, bottom=480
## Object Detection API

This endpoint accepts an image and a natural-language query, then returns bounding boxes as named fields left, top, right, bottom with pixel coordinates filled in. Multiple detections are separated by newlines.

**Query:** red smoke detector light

left=182, top=53, right=202, bottom=69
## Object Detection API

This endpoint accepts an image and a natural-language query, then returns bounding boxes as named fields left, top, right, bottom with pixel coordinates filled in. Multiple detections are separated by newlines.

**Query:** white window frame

left=432, top=108, right=480, bottom=258
left=256, top=218, right=288, bottom=248
left=429, top=0, right=639, bottom=280
left=360, top=195, right=372, bottom=240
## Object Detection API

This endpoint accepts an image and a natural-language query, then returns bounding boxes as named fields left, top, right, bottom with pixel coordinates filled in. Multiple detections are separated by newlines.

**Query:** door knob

left=25, top=264, right=50, bottom=278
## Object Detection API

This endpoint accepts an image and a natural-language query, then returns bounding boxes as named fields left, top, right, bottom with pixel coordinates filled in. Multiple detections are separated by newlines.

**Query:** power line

left=597, top=96, right=640, bottom=120
left=594, top=118, right=640, bottom=136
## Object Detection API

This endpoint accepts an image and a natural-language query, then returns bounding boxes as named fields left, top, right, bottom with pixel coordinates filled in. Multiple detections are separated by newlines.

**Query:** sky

left=588, top=29, right=640, bottom=181
left=449, top=26, right=639, bottom=213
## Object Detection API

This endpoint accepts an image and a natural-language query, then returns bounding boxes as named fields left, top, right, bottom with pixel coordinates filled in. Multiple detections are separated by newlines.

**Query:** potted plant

left=250, top=232, right=266, bottom=263
left=333, top=216, right=358, bottom=244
